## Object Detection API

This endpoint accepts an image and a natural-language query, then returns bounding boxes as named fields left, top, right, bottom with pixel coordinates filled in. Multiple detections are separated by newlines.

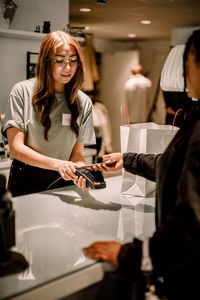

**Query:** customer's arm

left=118, top=131, right=200, bottom=278
left=92, top=152, right=161, bottom=182
left=123, top=152, right=162, bottom=182
left=83, top=239, right=143, bottom=280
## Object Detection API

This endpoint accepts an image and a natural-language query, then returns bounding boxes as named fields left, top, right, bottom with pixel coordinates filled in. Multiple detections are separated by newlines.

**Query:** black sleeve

left=117, top=239, right=142, bottom=280
left=149, top=128, right=200, bottom=277
left=123, top=152, right=162, bottom=182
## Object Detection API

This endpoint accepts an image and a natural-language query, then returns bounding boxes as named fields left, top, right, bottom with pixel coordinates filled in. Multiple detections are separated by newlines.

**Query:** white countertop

left=0, top=175, right=155, bottom=300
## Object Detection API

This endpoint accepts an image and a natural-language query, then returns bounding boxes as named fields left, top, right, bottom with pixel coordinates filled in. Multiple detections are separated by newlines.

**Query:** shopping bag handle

left=121, top=104, right=130, bottom=127
left=172, top=108, right=186, bottom=130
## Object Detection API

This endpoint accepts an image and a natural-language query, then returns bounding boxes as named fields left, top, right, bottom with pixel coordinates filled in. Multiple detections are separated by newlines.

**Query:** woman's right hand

left=57, top=160, right=79, bottom=181
left=92, top=152, right=123, bottom=172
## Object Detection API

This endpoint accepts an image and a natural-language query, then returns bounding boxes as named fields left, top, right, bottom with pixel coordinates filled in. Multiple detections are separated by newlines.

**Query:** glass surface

left=0, top=175, right=155, bottom=299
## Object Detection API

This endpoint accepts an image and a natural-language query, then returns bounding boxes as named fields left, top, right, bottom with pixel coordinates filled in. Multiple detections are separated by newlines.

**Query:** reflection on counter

left=0, top=175, right=156, bottom=300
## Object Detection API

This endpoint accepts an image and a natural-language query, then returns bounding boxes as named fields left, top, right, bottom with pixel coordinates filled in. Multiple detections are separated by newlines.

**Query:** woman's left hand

left=58, top=160, right=89, bottom=191
left=72, top=161, right=91, bottom=191
left=73, top=175, right=88, bottom=191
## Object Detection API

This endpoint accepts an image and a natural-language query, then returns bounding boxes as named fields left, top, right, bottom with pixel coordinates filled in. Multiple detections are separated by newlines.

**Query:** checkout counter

left=0, top=175, right=155, bottom=300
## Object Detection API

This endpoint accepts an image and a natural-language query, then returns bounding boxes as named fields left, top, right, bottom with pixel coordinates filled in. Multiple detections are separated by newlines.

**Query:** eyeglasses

left=53, top=57, right=79, bottom=68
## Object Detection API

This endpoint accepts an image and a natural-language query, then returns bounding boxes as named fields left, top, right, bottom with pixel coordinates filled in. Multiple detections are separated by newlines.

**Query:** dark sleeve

left=117, top=239, right=142, bottom=280
left=149, top=128, right=200, bottom=276
left=123, top=152, right=162, bottom=182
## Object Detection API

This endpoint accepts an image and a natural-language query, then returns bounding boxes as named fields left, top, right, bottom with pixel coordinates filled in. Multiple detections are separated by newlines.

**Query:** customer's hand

left=92, top=152, right=123, bottom=172
left=83, top=241, right=122, bottom=265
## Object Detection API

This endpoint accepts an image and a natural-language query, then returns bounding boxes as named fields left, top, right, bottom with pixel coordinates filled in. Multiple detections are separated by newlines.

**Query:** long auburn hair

left=32, top=31, right=84, bottom=140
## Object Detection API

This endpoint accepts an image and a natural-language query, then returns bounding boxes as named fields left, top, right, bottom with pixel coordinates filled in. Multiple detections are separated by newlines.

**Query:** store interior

left=1, top=0, right=200, bottom=155
left=0, top=1, right=200, bottom=299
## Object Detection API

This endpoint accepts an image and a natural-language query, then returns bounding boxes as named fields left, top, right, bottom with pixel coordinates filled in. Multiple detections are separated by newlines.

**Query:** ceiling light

left=140, top=20, right=151, bottom=25
left=85, top=26, right=90, bottom=31
left=80, top=8, right=91, bottom=12
left=127, top=33, right=136, bottom=38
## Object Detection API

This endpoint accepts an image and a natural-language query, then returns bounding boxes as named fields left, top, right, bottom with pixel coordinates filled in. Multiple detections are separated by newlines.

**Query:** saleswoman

left=2, top=31, right=95, bottom=196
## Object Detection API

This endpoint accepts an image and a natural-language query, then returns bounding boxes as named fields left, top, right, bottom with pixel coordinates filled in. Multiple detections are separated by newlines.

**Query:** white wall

left=171, top=26, right=200, bottom=46
left=0, top=36, right=41, bottom=113
left=100, top=50, right=139, bottom=152
left=139, top=39, right=170, bottom=125
left=4, top=0, right=69, bottom=32
left=0, top=0, right=69, bottom=113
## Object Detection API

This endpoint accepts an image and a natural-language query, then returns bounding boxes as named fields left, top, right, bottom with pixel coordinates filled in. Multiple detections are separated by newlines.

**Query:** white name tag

left=62, top=113, right=71, bottom=126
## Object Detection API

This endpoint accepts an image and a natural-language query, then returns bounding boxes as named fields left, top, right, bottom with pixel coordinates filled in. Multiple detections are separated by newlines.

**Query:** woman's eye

left=71, top=58, right=78, bottom=63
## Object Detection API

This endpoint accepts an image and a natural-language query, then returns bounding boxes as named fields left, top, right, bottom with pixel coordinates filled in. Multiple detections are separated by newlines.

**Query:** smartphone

left=80, top=160, right=116, bottom=169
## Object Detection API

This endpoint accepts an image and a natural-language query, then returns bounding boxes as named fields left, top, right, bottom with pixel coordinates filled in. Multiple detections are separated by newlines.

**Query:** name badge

left=62, top=113, right=71, bottom=126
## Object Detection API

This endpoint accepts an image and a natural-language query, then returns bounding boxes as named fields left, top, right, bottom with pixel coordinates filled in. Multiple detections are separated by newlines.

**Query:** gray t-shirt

left=3, top=78, right=96, bottom=160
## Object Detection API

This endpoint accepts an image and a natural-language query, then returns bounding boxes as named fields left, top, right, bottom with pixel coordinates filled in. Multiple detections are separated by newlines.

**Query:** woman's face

left=186, top=44, right=200, bottom=99
left=52, top=44, right=79, bottom=93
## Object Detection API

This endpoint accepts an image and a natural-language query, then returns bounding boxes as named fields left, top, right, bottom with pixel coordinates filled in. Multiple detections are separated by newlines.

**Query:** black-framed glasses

left=53, top=57, right=79, bottom=68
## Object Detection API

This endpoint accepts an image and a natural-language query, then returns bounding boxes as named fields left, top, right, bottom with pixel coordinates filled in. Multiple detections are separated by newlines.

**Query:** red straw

left=121, top=104, right=130, bottom=127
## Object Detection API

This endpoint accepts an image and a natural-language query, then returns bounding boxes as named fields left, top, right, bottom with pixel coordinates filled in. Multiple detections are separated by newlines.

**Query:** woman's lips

left=61, top=73, right=71, bottom=77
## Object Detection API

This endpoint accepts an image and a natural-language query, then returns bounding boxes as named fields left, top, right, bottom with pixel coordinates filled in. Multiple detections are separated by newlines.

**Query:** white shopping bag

left=120, top=122, right=179, bottom=197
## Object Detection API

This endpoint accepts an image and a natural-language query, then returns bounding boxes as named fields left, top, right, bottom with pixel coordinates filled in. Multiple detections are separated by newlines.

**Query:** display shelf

left=0, top=28, right=85, bottom=41
left=0, top=28, right=46, bottom=40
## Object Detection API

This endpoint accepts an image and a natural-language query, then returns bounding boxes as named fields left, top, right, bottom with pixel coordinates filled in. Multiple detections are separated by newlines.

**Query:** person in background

left=83, top=29, right=200, bottom=300
left=92, top=99, right=113, bottom=159
left=124, top=63, right=152, bottom=123
left=85, top=89, right=113, bottom=162
left=2, top=31, right=95, bottom=196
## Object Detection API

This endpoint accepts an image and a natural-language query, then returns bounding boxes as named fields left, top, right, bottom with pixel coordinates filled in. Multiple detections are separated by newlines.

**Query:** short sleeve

left=76, top=92, right=96, bottom=146
left=2, top=83, right=25, bottom=137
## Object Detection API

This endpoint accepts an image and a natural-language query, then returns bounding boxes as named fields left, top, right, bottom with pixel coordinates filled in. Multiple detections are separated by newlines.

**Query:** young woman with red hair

left=3, top=31, right=95, bottom=196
